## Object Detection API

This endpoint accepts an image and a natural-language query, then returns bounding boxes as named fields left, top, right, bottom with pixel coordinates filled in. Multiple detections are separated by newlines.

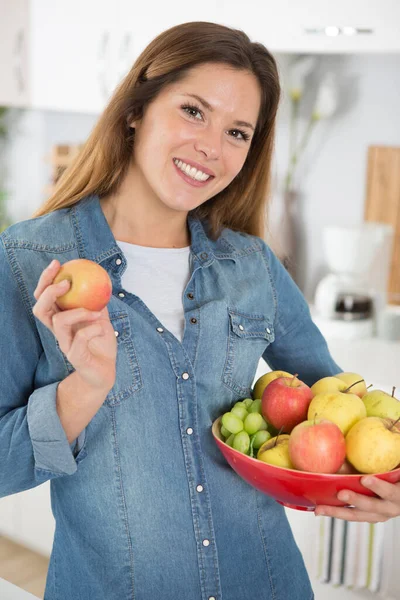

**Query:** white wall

left=3, top=53, right=400, bottom=302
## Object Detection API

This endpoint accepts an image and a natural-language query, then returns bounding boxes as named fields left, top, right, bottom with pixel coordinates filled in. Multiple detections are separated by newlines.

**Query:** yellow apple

left=253, top=370, right=293, bottom=401
left=257, top=434, right=295, bottom=469
left=307, top=391, right=367, bottom=435
left=346, top=417, right=400, bottom=474
left=311, top=373, right=366, bottom=398
left=334, top=372, right=368, bottom=398
left=362, top=389, right=400, bottom=420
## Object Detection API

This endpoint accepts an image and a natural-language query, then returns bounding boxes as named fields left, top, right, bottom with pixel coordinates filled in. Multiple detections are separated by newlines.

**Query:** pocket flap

left=228, top=309, right=275, bottom=342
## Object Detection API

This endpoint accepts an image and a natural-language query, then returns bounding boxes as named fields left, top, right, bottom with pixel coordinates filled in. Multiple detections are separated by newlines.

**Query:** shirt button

left=196, top=485, right=204, bottom=493
left=114, top=330, right=119, bottom=337
left=115, top=258, right=122, bottom=265
left=190, top=317, right=197, bottom=324
left=200, top=252, right=208, bottom=260
left=202, top=539, right=210, bottom=547
left=187, top=293, right=194, bottom=300
left=186, top=427, right=193, bottom=435
left=239, top=324, right=244, bottom=331
left=156, top=327, right=164, bottom=333
left=118, top=292, right=125, bottom=298
left=182, top=372, right=189, bottom=380
left=209, top=597, right=216, bottom=600
left=266, top=327, right=271, bottom=334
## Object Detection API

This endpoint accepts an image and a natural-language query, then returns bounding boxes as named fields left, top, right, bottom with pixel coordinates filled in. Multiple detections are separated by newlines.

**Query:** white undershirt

left=116, top=240, right=191, bottom=342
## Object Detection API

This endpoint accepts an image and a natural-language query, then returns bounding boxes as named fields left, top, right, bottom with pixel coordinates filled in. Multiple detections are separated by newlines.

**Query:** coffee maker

left=313, top=223, right=394, bottom=340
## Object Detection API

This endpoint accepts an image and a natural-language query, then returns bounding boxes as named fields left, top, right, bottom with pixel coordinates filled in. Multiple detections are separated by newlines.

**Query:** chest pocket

left=222, top=308, right=275, bottom=397
left=105, top=311, right=143, bottom=406
left=56, top=310, right=142, bottom=407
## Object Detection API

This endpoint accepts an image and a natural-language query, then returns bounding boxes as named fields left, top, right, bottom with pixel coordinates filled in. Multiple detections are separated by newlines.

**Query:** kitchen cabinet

left=217, top=0, right=400, bottom=53
left=0, top=0, right=218, bottom=113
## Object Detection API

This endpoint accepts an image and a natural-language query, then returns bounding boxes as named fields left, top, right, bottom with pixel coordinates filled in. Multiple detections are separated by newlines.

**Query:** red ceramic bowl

left=212, top=416, right=400, bottom=511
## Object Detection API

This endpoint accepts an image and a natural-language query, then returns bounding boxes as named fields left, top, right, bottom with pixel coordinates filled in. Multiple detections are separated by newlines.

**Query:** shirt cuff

left=27, top=381, right=86, bottom=476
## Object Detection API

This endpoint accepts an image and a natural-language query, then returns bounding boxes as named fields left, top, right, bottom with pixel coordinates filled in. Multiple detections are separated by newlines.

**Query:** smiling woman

left=4, top=19, right=398, bottom=600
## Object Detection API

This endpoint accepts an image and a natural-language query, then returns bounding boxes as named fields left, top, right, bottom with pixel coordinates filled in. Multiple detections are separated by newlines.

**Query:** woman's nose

left=194, top=129, right=221, bottom=160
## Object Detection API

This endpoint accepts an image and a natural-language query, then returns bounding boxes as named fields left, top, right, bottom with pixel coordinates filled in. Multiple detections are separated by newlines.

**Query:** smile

left=173, top=158, right=212, bottom=182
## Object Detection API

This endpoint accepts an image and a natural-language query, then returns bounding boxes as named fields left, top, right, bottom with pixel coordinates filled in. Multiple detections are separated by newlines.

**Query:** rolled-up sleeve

left=0, top=235, right=84, bottom=499
left=260, top=241, right=343, bottom=386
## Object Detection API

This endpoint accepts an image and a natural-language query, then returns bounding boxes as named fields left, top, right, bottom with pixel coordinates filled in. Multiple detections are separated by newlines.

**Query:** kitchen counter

left=0, top=578, right=39, bottom=600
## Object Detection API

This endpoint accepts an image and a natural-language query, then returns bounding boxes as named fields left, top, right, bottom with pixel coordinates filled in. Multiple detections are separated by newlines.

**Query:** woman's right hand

left=32, top=259, right=117, bottom=393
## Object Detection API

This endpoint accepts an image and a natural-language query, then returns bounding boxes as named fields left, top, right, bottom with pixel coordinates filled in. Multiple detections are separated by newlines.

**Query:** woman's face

left=130, top=62, right=261, bottom=214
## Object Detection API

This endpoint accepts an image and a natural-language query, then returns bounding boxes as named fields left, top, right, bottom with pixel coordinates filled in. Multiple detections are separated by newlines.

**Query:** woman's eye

left=229, top=129, right=251, bottom=142
left=181, top=104, right=203, bottom=120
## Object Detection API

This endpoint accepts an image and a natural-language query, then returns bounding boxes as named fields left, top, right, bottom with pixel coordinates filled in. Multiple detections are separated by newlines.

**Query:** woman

left=1, top=21, right=399, bottom=600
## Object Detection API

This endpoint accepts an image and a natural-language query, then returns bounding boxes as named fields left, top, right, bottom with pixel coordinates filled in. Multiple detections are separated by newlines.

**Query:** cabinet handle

left=97, top=31, right=111, bottom=100
left=304, top=26, right=374, bottom=37
left=13, top=29, right=26, bottom=95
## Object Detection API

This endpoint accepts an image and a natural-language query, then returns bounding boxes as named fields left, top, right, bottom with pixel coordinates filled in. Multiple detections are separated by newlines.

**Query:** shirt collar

left=70, top=194, right=219, bottom=268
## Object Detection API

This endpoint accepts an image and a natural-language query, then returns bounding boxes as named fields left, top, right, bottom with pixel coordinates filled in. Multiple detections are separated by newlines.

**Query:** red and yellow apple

left=54, top=258, right=112, bottom=311
left=288, top=418, right=346, bottom=474
left=253, top=370, right=293, bottom=400
left=261, top=375, right=314, bottom=433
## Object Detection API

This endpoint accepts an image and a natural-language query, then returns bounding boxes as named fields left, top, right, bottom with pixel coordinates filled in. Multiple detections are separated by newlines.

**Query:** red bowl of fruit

left=212, top=416, right=400, bottom=511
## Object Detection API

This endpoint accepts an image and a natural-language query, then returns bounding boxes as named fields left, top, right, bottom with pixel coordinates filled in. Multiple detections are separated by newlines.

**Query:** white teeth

left=173, top=158, right=211, bottom=182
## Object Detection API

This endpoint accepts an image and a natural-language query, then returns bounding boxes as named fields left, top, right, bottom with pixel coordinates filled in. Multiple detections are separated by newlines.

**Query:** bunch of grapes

left=220, top=398, right=274, bottom=458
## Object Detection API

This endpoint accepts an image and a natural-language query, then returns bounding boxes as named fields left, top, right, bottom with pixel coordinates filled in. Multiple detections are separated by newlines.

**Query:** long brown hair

left=33, top=21, right=281, bottom=240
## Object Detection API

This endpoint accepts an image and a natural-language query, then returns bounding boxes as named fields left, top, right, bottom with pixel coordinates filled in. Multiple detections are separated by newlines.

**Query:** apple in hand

left=53, top=259, right=112, bottom=311
left=262, top=375, right=313, bottom=433
left=362, top=388, right=400, bottom=420
left=288, top=418, right=346, bottom=474
left=311, top=372, right=367, bottom=398
left=257, top=434, right=294, bottom=469
left=346, top=416, right=400, bottom=474
left=253, top=370, right=293, bottom=401
left=307, top=390, right=366, bottom=435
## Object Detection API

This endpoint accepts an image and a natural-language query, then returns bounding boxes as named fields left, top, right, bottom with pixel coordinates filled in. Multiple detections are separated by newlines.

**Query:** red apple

left=53, top=259, right=112, bottom=311
left=261, top=375, right=313, bottom=433
left=288, top=418, right=346, bottom=473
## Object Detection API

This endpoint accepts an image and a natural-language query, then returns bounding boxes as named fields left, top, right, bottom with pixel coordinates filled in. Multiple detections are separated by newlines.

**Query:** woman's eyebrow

left=181, top=93, right=255, bottom=131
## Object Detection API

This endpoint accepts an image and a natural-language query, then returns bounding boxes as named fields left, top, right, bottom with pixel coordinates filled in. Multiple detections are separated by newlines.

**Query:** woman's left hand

left=314, top=477, right=400, bottom=522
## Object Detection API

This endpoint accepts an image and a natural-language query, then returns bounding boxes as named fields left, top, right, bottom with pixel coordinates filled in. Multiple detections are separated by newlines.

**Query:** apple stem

left=389, top=416, right=400, bottom=431
left=290, top=373, right=299, bottom=387
left=392, top=386, right=396, bottom=398
left=344, top=379, right=365, bottom=393
left=275, top=425, right=285, bottom=445
left=366, top=384, right=374, bottom=390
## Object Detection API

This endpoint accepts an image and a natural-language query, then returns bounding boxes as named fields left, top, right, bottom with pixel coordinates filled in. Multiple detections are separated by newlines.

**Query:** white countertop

left=0, top=578, right=39, bottom=599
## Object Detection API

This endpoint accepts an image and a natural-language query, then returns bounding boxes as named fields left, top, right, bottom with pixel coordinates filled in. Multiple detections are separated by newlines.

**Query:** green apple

left=311, top=372, right=366, bottom=398
left=307, top=391, right=367, bottom=436
left=346, top=417, right=400, bottom=474
left=253, top=370, right=293, bottom=401
left=362, top=389, right=400, bottom=420
left=257, top=434, right=295, bottom=469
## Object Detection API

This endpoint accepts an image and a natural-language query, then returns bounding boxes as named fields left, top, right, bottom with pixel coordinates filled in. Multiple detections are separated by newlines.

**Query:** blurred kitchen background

left=1, top=1, right=400, bottom=599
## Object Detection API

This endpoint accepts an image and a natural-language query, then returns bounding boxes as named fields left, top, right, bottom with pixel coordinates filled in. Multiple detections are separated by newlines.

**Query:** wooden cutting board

left=364, top=145, right=400, bottom=305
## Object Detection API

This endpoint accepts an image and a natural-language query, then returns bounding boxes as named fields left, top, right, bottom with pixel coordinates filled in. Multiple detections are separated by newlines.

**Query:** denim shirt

left=0, top=195, right=341, bottom=600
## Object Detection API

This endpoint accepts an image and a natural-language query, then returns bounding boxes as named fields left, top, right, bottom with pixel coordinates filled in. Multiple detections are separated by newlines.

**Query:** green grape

left=251, top=430, right=271, bottom=449
left=232, top=430, right=250, bottom=454
left=248, top=399, right=262, bottom=414
left=242, top=398, right=253, bottom=409
left=258, top=417, right=268, bottom=431
left=221, top=412, right=244, bottom=434
left=220, top=424, right=231, bottom=438
left=244, top=412, right=263, bottom=435
left=225, top=433, right=235, bottom=447
left=231, top=405, right=248, bottom=421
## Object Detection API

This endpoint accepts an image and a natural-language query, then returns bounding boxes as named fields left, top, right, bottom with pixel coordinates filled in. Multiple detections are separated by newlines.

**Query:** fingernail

left=338, top=492, right=349, bottom=502
left=362, top=477, right=373, bottom=486
left=59, top=279, right=70, bottom=286
left=48, top=260, right=57, bottom=268
left=92, top=311, right=102, bottom=317
left=315, top=509, right=325, bottom=516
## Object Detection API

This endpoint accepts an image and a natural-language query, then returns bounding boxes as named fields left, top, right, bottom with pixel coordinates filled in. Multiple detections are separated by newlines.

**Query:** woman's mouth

left=173, top=158, right=215, bottom=187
